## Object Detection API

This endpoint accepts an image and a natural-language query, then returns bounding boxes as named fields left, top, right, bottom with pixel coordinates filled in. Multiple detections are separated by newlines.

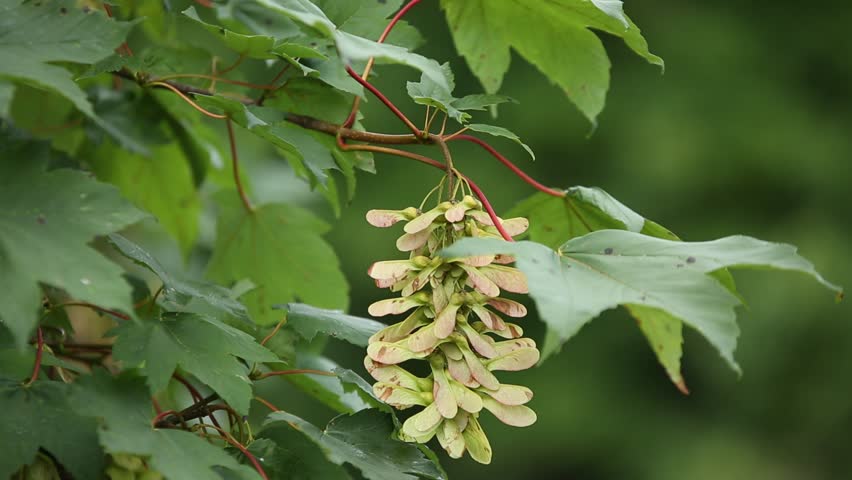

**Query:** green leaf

left=87, top=141, right=201, bottom=256
left=590, top=0, right=629, bottom=28
left=451, top=94, right=516, bottom=112
left=195, top=95, right=342, bottom=186
left=0, top=0, right=144, bottom=150
left=466, top=123, right=535, bottom=160
left=507, top=186, right=691, bottom=388
left=244, top=436, right=349, bottom=480
left=0, top=140, right=146, bottom=348
left=0, top=379, right=103, bottom=479
left=285, top=354, right=373, bottom=414
left=626, top=303, right=687, bottom=393
left=279, top=303, right=384, bottom=347
left=108, top=234, right=251, bottom=321
left=406, top=64, right=518, bottom=125
left=440, top=0, right=662, bottom=125
left=183, top=7, right=277, bottom=59
left=263, top=409, right=445, bottom=480
left=112, top=313, right=277, bottom=414
left=508, top=186, right=659, bottom=248
left=310, top=0, right=421, bottom=48
left=254, top=0, right=450, bottom=92
left=441, top=232, right=841, bottom=373
left=206, top=195, right=349, bottom=325
left=406, top=63, right=468, bottom=124
left=70, top=371, right=261, bottom=480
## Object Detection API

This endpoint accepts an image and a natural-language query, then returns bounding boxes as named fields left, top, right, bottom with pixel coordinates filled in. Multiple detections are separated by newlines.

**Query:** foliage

left=0, top=0, right=841, bottom=478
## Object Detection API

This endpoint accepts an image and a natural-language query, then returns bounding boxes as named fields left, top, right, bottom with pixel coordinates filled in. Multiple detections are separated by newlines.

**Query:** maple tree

left=0, top=0, right=842, bottom=478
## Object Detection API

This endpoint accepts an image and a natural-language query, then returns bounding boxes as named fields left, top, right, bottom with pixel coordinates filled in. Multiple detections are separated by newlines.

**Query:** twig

left=434, top=137, right=455, bottom=200
left=447, top=135, right=565, bottom=198
left=155, top=73, right=278, bottom=90
left=256, top=63, right=292, bottom=106
left=339, top=144, right=514, bottom=241
left=24, top=328, right=44, bottom=386
left=173, top=374, right=222, bottom=430
left=344, top=0, right=423, bottom=127
left=58, top=302, right=130, bottom=321
left=345, top=66, right=420, bottom=136
left=146, top=82, right=226, bottom=119
left=226, top=119, right=255, bottom=213
left=254, top=396, right=281, bottom=413
left=261, top=317, right=287, bottom=346
left=195, top=424, right=269, bottom=480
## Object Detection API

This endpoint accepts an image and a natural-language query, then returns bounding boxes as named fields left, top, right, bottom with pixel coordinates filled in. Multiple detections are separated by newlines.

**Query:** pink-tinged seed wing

left=501, top=217, right=529, bottom=237
left=434, top=303, right=461, bottom=339
left=396, top=228, right=432, bottom=252
left=487, top=297, right=528, bottom=318
left=447, top=356, right=479, bottom=388
left=461, top=416, right=493, bottom=465
left=487, top=347, right=540, bottom=372
left=480, top=265, right=528, bottom=294
left=366, top=208, right=415, bottom=227
left=458, top=255, right=495, bottom=267
left=367, top=341, right=420, bottom=364
left=450, top=380, right=484, bottom=413
left=481, top=396, right=537, bottom=427
left=459, top=341, right=500, bottom=390
left=368, top=260, right=414, bottom=280
left=404, top=204, right=450, bottom=234
left=432, top=367, right=459, bottom=419
left=459, top=322, right=498, bottom=359
left=480, top=384, right=534, bottom=405
left=407, top=323, right=441, bottom=352
left=460, top=264, right=500, bottom=297
left=437, top=418, right=466, bottom=459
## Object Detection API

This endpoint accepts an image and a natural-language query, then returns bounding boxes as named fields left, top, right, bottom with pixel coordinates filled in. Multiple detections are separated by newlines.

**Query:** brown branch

left=114, top=70, right=426, bottom=146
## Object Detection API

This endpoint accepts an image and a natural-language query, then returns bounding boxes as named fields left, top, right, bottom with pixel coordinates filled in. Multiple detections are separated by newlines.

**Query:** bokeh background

left=321, top=1, right=852, bottom=478
left=132, top=0, right=852, bottom=478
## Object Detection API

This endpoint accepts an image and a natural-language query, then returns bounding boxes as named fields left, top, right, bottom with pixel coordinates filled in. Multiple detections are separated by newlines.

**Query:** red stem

left=339, top=144, right=514, bottom=241
left=448, top=135, right=566, bottom=198
left=152, top=410, right=181, bottom=427
left=24, top=328, right=44, bottom=386
left=226, top=119, right=255, bottom=213
left=466, top=179, right=515, bottom=242
left=152, top=396, right=163, bottom=414
left=343, top=0, right=422, bottom=128
left=345, top=66, right=420, bottom=136
left=173, top=374, right=222, bottom=430
left=254, top=396, right=281, bottom=413
left=379, top=0, right=422, bottom=43
left=207, top=427, right=269, bottom=480
left=59, top=302, right=130, bottom=321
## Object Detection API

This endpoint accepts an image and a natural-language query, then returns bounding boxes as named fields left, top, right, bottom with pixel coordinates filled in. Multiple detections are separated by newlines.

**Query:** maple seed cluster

left=363, top=195, right=541, bottom=464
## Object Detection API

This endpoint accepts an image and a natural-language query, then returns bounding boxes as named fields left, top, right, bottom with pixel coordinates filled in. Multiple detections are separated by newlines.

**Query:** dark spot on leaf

left=676, top=264, right=683, bottom=268
left=641, top=295, right=647, bottom=301
left=604, top=247, right=614, bottom=255
left=219, top=28, right=226, bottom=35
left=657, top=344, right=664, bottom=351
left=36, top=214, right=45, bottom=225
left=264, top=19, right=272, bottom=25
left=59, top=6, right=67, bottom=14
left=686, top=256, right=696, bottom=264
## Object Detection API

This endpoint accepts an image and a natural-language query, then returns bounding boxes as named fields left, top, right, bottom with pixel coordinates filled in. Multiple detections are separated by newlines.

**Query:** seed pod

left=363, top=197, right=539, bottom=464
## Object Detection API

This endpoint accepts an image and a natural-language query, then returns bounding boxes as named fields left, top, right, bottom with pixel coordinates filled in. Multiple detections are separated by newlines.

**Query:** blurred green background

left=127, top=0, right=852, bottom=478
left=315, top=1, right=852, bottom=479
